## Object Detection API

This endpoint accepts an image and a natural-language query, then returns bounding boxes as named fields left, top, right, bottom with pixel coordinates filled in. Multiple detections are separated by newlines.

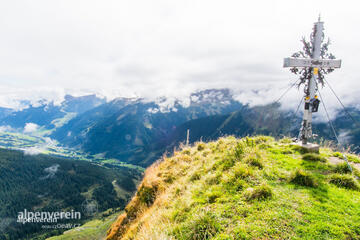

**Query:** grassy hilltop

left=106, top=136, right=360, bottom=240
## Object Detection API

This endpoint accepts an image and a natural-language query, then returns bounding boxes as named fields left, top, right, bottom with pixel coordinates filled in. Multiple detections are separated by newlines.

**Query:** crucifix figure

left=283, top=16, right=341, bottom=146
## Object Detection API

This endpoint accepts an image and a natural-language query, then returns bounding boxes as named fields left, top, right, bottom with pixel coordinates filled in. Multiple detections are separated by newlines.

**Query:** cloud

left=23, top=137, right=57, bottom=155
left=0, top=125, right=14, bottom=132
left=23, top=147, right=44, bottom=155
left=23, top=123, right=39, bottom=133
left=0, top=0, right=358, bottom=115
left=40, top=164, right=60, bottom=180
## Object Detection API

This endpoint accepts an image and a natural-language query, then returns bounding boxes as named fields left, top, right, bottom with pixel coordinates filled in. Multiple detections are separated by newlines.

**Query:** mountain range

left=0, top=89, right=359, bottom=168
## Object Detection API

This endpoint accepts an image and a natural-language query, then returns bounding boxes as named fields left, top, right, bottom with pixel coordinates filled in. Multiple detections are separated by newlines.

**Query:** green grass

left=108, top=136, right=360, bottom=240
left=290, top=169, right=318, bottom=187
left=302, top=153, right=327, bottom=162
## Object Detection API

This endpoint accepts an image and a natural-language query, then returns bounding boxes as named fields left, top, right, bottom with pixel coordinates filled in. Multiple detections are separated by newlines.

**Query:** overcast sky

left=0, top=0, right=359, bottom=112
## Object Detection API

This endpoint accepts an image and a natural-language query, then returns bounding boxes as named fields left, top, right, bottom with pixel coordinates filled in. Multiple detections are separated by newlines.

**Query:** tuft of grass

left=234, top=141, right=246, bottom=160
left=197, top=142, right=206, bottom=151
left=346, top=154, right=360, bottom=163
left=302, top=153, right=326, bottom=162
left=182, top=148, right=191, bottom=155
left=244, top=183, right=272, bottom=201
left=174, top=211, right=222, bottom=240
left=279, top=137, right=293, bottom=144
left=245, top=155, right=263, bottom=169
left=290, top=169, right=317, bottom=187
left=137, top=185, right=158, bottom=206
left=332, top=152, right=344, bottom=159
left=233, top=163, right=253, bottom=180
left=252, top=135, right=274, bottom=144
left=190, top=172, right=201, bottom=182
left=333, top=162, right=352, bottom=174
left=329, top=174, right=359, bottom=190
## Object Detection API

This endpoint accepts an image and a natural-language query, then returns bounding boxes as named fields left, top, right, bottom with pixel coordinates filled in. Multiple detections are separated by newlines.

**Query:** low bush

left=290, top=169, right=317, bottom=187
left=190, top=172, right=201, bottom=182
left=233, top=163, right=253, bottom=179
left=246, top=155, right=263, bottom=169
left=197, top=143, right=206, bottom=151
left=234, top=141, right=246, bottom=160
left=253, top=135, right=274, bottom=144
left=302, top=153, right=326, bottom=162
left=244, top=183, right=273, bottom=201
left=333, top=162, right=352, bottom=174
left=346, top=154, right=360, bottom=163
left=329, top=174, right=359, bottom=190
left=332, top=152, right=344, bottom=159
left=174, top=211, right=222, bottom=240
left=137, top=185, right=158, bottom=206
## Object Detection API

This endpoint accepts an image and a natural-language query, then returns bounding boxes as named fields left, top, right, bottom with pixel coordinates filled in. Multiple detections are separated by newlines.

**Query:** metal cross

left=283, top=17, right=342, bottom=144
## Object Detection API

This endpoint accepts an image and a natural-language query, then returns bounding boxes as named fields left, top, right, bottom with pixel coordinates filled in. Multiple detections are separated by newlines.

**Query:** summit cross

left=283, top=17, right=342, bottom=145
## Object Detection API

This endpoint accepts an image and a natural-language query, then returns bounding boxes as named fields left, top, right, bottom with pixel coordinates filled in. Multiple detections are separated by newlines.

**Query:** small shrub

left=302, top=153, right=326, bottom=162
left=205, top=190, right=222, bottom=203
left=234, top=141, right=246, bottom=160
left=163, top=173, right=175, bottom=183
left=182, top=149, right=191, bottom=155
left=279, top=138, right=293, bottom=144
left=333, top=152, right=344, bottom=159
left=233, top=163, right=253, bottom=179
left=354, top=168, right=360, bottom=179
left=219, top=156, right=236, bottom=171
left=244, top=184, right=272, bottom=201
left=213, top=233, right=233, bottom=240
left=175, top=211, right=222, bottom=240
left=253, top=135, right=274, bottom=144
left=246, top=156, right=263, bottom=169
left=244, top=137, right=255, bottom=147
left=197, top=143, right=206, bottom=151
left=329, top=174, right=359, bottom=190
left=190, top=172, right=201, bottom=182
left=333, top=162, right=352, bottom=174
left=290, top=169, right=317, bottom=187
left=346, top=154, right=360, bottom=163
left=291, top=145, right=308, bottom=154
left=137, top=185, right=157, bottom=206
left=205, top=172, right=222, bottom=185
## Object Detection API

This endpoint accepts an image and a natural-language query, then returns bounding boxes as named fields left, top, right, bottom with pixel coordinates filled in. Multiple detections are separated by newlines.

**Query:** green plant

left=346, top=154, right=360, bottom=163
left=137, top=185, right=157, bottom=206
left=175, top=211, right=222, bottom=240
left=246, top=156, right=263, bottom=169
left=197, top=143, right=206, bottom=151
left=190, top=172, right=201, bottom=182
left=290, top=169, right=317, bottom=187
left=253, top=135, right=274, bottom=144
left=244, top=183, right=273, bottom=201
left=234, top=142, right=246, bottom=160
left=332, top=152, right=344, bottom=159
left=233, top=163, right=253, bottom=179
left=302, top=153, right=326, bottom=162
left=182, top=149, right=191, bottom=155
left=329, top=174, right=359, bottom=190
left=333, top=162, right=352, bottom=174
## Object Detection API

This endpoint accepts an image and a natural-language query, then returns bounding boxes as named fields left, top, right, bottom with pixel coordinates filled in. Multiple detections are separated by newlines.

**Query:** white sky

left=0, top=0, right=359, bottom=112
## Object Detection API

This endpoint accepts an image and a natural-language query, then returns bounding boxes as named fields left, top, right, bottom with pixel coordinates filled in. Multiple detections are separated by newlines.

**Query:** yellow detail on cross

left=313, top=68, right=319, bottom=75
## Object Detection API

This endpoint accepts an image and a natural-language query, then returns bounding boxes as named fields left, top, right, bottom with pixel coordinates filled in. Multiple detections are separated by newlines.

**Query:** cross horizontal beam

left=283, top=57, right=341, bottom=69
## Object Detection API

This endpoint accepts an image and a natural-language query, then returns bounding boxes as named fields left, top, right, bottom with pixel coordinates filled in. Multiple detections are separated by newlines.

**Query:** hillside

left=51, top=89, right=243, bottom=167
left=0, top=148, right=142, bottom=240
left=107, top=136, right=360, bottom=240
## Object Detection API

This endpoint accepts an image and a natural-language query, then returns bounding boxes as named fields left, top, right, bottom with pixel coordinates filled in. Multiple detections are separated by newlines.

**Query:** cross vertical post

left=300, top=20, right=323, bottom=144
